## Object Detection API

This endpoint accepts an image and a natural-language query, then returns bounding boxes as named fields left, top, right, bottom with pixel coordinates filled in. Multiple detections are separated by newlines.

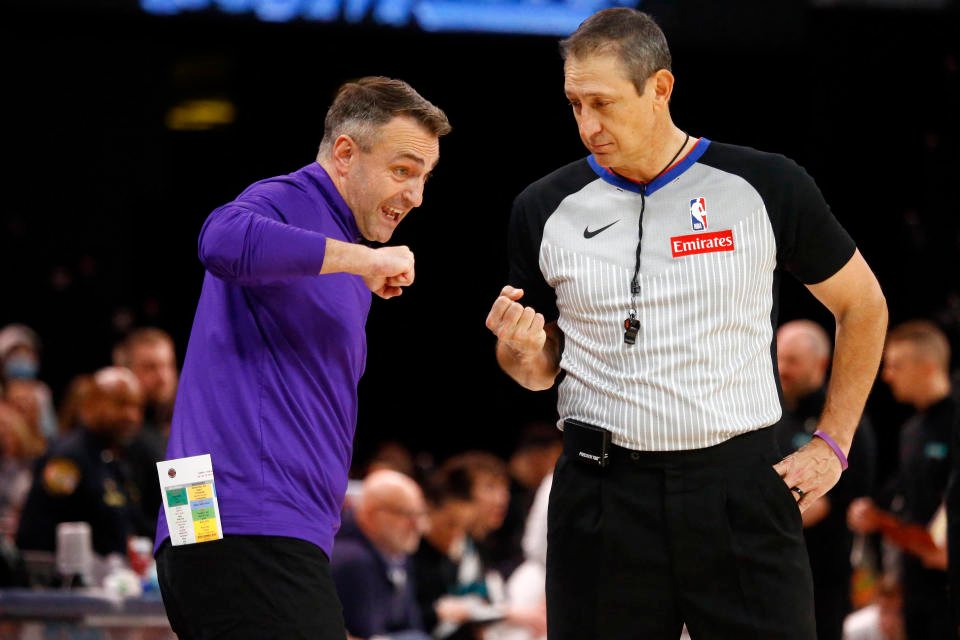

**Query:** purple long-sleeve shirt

left=154, top=162, right=370, bottom=557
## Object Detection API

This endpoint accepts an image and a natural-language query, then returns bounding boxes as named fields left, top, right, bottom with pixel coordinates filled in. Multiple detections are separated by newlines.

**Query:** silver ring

left=791, top=486, right=805, bottom=498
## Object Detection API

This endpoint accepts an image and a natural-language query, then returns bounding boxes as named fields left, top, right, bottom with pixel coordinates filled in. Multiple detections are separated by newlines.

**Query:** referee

left=485, top=8, right=888, bottom=639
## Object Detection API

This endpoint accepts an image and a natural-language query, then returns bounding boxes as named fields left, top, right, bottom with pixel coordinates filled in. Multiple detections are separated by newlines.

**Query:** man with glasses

left=332, top=469, right=431, bottom=640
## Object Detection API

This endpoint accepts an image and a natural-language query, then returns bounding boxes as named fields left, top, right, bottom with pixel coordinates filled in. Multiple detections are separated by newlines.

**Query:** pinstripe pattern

left=542, top=163, right=782, bottom=450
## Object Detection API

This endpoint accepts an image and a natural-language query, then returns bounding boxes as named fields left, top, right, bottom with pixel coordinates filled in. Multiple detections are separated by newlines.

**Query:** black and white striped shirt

left=508, top=138, right=855, bottom=451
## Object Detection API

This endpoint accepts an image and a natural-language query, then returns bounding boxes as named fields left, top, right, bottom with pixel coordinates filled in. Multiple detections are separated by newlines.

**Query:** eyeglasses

left=377, top=505, right=429, bottom=521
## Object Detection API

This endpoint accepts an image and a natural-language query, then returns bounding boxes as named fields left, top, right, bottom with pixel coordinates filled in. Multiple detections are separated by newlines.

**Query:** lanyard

left=624, top=132, right=689, bottom=345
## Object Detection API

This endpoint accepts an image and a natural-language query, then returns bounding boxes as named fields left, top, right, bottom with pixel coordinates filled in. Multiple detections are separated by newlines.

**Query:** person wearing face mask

left=152, top=76, right=450, bottom=640
left=0, top=324, right=58, bottom=442
left=15, top=366, right=147, bottom=560
left=0, top=324, right=42, bottom=383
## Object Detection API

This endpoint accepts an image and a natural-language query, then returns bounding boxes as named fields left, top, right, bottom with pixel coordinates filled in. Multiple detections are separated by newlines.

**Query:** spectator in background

left=3, top=379, right=48, bottom=456
left=484, top=421, right=562, bottom=580
left=773, top=319, right=878, bottom=640
left=16, top=366, right=148, bottom=560
left=331, top=469, right=430, bottom=640
left=112, top=327, right=178, bottom=438
left=421, top=451, right=547, bottom=640
left=345, top=440, right=421, bottom=514
left=848, top=319, right=956, bottom=639
left=842, top=572, right=905, bottom=640
left=414, top=464, right=478, bottom=639
left=113, top=327, right=179, bottom=535
left=0, top=401, right=35, bottom=587
left=57, top=374, right=96, bottom=434
left=505, top=424, right=561, bottom=505
left=949, top=407, right=960, bottom=635
left=483, top=467, right=552, bottom=640
left=1, top=380, right=47, bottom=462
left=365, top=440, right=419, bottom=479
left=438, top=451, right=512, bottom=635
left=442, top=451, right=511, bottom=563
left=0, top=323, right=57, bottom=442
left=0, top=400, right=42, bottom=538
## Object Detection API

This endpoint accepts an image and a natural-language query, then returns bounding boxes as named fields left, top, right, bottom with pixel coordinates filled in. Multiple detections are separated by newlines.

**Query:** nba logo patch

left=690, top=197, right=707, bottom=231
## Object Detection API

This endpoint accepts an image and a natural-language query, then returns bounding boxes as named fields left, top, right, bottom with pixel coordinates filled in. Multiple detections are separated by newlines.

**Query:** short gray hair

left=778, top=319, right=832, bottom=359
left=317, top=76, right=451, bottom=156
left=886, top=319, right=951, bottom=371
left=560, top=8, right=672, bottom=97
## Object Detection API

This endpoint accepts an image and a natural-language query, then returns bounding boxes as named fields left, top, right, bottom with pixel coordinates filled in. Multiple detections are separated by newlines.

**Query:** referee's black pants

left=546, top=426, right=816, bottom=640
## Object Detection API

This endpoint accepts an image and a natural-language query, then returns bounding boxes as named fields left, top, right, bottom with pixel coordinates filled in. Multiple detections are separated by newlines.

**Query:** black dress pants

left=156, top=534, right=346, bottom=640
left=546, top=426, right=816, bottom=640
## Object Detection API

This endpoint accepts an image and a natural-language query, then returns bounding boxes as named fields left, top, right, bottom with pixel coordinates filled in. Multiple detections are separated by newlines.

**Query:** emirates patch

left=670, top=229, right=735, bottom=257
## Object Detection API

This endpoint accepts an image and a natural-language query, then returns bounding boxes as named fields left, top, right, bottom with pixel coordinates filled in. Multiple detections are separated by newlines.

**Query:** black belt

left=563, top=419, right=779, bottom=469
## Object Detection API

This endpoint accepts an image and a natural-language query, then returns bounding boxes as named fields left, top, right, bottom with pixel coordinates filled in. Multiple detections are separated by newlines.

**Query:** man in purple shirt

left=154, top=76, right=450, bottom=640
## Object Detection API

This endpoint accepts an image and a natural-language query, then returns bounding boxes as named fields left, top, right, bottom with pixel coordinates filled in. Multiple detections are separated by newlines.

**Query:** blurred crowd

left=2, top=313, right=960, bottom=640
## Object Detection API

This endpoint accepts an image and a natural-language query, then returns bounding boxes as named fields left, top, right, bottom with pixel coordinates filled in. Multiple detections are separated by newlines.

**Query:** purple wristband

left=813, top=430, right=849, bottom=471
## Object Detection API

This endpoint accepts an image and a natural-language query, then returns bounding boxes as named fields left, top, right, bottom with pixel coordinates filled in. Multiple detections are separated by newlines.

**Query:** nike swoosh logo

left=583, top=219, right=620, bottom=239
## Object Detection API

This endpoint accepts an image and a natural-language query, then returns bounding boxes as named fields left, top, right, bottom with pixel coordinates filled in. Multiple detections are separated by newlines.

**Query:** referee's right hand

left=486, top=285, right=547, bottom=355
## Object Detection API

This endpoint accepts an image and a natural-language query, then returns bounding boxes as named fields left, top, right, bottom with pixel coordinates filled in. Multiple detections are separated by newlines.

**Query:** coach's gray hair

left=317, top=76, right=451, bottom=156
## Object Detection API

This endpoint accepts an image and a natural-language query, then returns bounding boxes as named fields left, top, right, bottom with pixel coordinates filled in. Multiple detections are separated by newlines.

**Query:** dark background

left=2, top=0, right=959, bottom=478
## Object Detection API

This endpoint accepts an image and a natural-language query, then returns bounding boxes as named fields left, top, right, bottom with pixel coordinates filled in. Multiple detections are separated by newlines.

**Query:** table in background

left=0, top=588, right=175, bottom=640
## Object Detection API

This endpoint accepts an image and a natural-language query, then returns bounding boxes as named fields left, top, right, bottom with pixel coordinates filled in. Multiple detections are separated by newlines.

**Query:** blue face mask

left=4, top=356, right=38, bottom=380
